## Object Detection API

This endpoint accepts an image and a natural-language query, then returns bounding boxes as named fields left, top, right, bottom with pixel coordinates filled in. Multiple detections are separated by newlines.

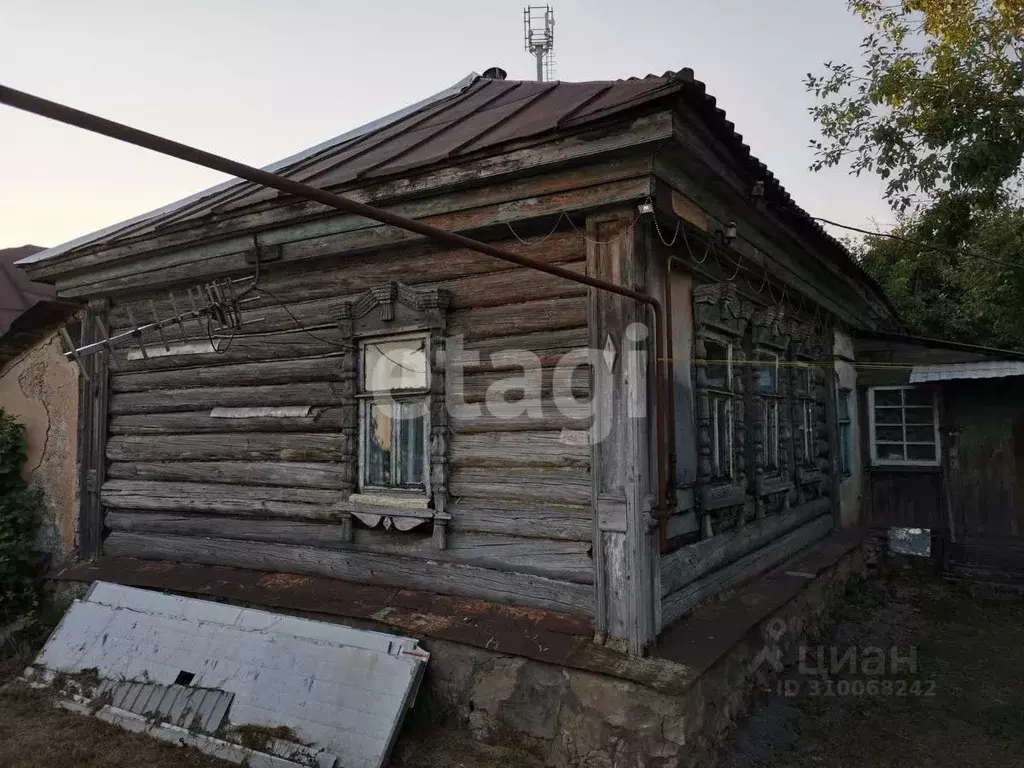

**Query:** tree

left=808, top=0, right=1024, bottom=238
left=808, top=1, right=1024, bottom=348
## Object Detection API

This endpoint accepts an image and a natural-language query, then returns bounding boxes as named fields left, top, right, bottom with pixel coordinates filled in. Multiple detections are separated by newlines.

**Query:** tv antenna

left=524, top=5, right=556, bottom=83
left=59, top=275, right=258, bottom=377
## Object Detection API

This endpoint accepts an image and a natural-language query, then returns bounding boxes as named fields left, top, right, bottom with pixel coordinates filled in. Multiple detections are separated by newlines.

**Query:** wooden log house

left=20, top=68, right=899, bottom=653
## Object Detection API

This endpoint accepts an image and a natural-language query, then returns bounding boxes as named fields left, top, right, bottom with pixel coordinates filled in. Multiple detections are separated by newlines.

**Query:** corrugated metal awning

left=909, top=361, right=1024, bottom=383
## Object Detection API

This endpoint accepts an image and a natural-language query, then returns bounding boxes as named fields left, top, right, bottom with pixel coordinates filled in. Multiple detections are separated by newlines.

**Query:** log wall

left=100, top=231, right=597, bottom=618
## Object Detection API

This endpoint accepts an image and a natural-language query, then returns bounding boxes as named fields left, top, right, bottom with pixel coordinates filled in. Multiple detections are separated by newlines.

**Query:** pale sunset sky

left=0, top=0, right=893, bottom=252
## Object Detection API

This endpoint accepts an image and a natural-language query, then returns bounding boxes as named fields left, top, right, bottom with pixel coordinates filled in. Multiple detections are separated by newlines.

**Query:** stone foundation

left=420, top=533, right=865, bottom=767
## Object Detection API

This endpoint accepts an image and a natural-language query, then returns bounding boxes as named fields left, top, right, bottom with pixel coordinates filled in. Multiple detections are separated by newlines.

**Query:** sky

left=0, top=0, right=895, bottom=252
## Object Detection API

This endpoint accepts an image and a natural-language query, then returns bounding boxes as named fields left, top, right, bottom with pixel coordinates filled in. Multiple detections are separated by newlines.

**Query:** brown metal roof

left=0, top=245, right=53, bottom=333
left=18, top=68, right=893, bottom=314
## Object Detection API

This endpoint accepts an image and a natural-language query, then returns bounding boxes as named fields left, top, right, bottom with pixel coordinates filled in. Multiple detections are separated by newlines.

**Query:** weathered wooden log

left=106, top=461, right=350, bottom=488
left=110, top=408, right=350, bottom=435
left=452, top=366, right=590, bottom=405
left=449, top=296, right=587, bottom=341
left=103, top=531, right=595, bottom=617
left=449, top=467, right=591, bottom=505
left=660, top=498, right=830, bottom=596
left=109, top=382, right=348, bottom=415
left=105, top=512, right=593, bottom=583
left=111, top=355, right=345, bottom=392
left=447, top=498, right=592, bottom=541
left=106, top=433, right=349, bottom=462
left=661, top=513, right=833, bottom=626
left=449, top=399, right=591, bottom=433
left=101, top=479, right=339, bottom=519
left=450, top=430, right=589, bottom=469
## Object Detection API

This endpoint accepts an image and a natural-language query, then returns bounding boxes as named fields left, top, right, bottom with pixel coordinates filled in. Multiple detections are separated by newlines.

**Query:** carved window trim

left=788, top=322, right=830, bottom=501
left=748, top=307, right=793, bottom=517
left=693, top=283, right=751, bottom=534
left=334, top=281, right=452, bottom=548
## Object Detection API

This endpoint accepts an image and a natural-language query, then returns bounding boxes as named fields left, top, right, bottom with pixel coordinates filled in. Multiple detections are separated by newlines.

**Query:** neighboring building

left=19, top=68, right=901, bottom=653
left=0, top=245, right=80, bottom=560
left=856, top=331, right=1024, bottom=575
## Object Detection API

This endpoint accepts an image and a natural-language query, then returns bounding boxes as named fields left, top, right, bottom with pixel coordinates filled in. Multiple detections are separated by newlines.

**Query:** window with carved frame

left=754, top=349, right=783, bottom=472
left=704, top=336, right=735, bottom=481
left=793, top=362, right=815, bottom=467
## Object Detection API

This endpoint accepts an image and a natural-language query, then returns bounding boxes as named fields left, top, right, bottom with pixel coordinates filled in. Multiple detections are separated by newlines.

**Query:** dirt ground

left=723, top=568, right=1024, bottom=768
left=2, top=570, right=1021, bottom=767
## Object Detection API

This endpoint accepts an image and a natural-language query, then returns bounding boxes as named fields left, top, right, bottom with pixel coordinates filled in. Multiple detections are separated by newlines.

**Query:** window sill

left=867, top=464, right=941, bottom=474
left=347, top=492, right=429, bottom=510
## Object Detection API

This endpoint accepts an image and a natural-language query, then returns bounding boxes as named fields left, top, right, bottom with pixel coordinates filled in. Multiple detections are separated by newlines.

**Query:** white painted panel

left=35, top=582, right=428, bottom=768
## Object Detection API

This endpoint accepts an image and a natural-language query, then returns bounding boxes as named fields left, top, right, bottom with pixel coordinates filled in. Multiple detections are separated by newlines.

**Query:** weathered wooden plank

left=661, top=513, right=833, bottom=626
left=660, top=498, right=831, bottom=597
left=111, top=355, right=344, bottom=393
left=107, top=461, right=350, bottom=488
left=458, top=327, right=590, bottom=372
left=450, top=430, right=589, bottom=469
left=101, top=480, right=339, bottom=519
left=110, top=408, right=349, bottom=435
left=449, top=296, right=587, bottom=341
left=60, top=176, right=648, bottom=298
left=450, top=467, right=591, bottom=505
left=109, top=382, right=347, bottom=415
left=448, top=498, right=592, bottom=541
left=449, top=399, right=591, bottom=433
left=116, top=328, right=349, bottom=372
left=107, top=433, right=348, bottom=462
left=105, top=512, right=593, bottom=583
left=103, top=532, right=595, bottom=617
left=452, top=366, right=590, bottom=405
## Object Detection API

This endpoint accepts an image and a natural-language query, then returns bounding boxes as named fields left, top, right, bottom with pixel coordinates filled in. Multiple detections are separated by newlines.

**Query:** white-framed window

left=755, top=350, right=782, bottom=471
left=794, top=363, right=814, bottom=465
left=358, top=334, right=430, bottom=493
left=837, top=387, right=853, bottom=476
left=868, top=386, right=940, bottom=466
left=704, top=337, right=734, bottom=480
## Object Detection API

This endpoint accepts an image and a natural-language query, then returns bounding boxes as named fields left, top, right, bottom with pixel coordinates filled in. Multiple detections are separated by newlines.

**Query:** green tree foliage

left=808, top=1, right=1024, bottom=348
left=849, top=208, right=1024, bottom=347
left=808, top=0, right=1024, bottom=231
left=0, top=410, right=42, bottom=618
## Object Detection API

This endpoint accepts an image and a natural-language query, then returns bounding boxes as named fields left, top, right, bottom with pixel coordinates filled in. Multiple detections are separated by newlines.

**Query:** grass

left=726, top=569, right=1024, bottom=768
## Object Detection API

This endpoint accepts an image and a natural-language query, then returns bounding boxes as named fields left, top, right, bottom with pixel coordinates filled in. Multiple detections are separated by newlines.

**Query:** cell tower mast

left=524, top=5, right=555, bottom=83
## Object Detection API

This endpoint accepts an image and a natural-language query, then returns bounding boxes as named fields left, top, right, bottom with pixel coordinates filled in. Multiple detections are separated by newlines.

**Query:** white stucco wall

left=834, top=329, right=861, bottom=528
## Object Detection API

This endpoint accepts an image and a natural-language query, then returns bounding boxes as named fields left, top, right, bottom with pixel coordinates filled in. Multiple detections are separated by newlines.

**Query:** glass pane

left=838, top=390, right=850, bottom=420
left=715, top=397, right=731, bottom=477
left=908, top=443, right=936, bottom=461
left=876, top=443, right=905, bottom=461
left=795, top=366, right=810, bottom=396
left=906, top=425, right=935, bottom=442
left=876, top=426, right=904, bottom=442
left=704, top=340, right=729, bottom=391
left=874, top=408, right=903, bottom=424
left=840, top=424, right=852, bottom=474
left=765, top=401, right=778, bottom=467
left=904, top=407, right=934, bottom=425
left=874, top=389, right=902, bottom=407
left=904, top=388, right=933, bottom=407
left=756, top=352, right=777, bottom=394
left=365, top=402, right=392, bottom=486
left=394, top=400, right=426, bottom=486
left=364, top=338, right=427, bottom=392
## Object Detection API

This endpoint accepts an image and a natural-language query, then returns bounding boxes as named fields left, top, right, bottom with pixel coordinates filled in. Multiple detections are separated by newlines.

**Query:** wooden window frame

left=868, top=385, right=941, bottom=467
left=357, top=332, right=432, bottom=497
left=837, top=386, right=853, bottom=476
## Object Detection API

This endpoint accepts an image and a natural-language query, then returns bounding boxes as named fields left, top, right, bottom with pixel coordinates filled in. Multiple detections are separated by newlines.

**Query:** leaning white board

left=32, top=581, right=430, bottom=768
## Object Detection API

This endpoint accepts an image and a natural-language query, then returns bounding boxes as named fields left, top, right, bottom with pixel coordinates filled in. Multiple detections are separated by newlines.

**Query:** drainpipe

left=0, top=83, right=678, bottom=551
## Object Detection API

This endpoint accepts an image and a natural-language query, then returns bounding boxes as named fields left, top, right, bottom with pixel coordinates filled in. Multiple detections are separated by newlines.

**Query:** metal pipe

left=0, top=83, right=675, bottom=551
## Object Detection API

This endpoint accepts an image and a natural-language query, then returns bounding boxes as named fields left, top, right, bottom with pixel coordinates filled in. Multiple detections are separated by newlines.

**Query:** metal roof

left=909, top=361, right=1024, bottom=383
left=17, top=68, right=889, bottom=309
left=0, top=245, right=52, bottom=332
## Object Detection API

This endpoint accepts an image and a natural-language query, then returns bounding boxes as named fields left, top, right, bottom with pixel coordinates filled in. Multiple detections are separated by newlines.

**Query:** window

left=704, top=338, right=734, bottom=480
left=755, top=350, right=782, bottom=471
left=794, top=363, right=814, bottom=465
left=837, top=388, right=852, bottom=476
left=868, top=386, right=939, bottom=466
left=359, top=335, right=429, bottom=491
